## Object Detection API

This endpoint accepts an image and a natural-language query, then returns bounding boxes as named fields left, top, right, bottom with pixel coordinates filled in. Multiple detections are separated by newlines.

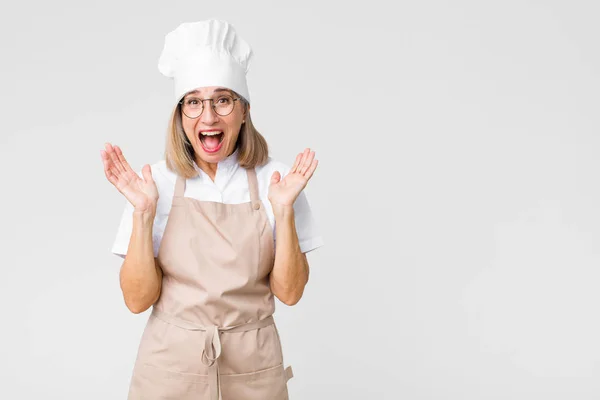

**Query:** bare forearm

left=120, top=211, right=162, bottom=313
left=270, top=205, right=308, bottom=305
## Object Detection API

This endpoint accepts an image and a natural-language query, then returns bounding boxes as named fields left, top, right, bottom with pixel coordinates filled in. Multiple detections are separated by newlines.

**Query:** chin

left=197, top=144, right=228, bottom=161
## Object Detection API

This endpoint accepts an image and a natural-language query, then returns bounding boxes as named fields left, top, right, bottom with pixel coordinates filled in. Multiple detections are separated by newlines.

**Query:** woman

left=100, top=20, right=323, bottom=399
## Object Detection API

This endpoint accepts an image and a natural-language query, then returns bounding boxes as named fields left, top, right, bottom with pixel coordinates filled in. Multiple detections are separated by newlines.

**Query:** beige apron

left=127, top=167, right=293, bottom=400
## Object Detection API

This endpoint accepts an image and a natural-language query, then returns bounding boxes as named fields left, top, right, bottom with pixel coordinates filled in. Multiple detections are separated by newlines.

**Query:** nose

left=200, top=100, right=219, bottom=125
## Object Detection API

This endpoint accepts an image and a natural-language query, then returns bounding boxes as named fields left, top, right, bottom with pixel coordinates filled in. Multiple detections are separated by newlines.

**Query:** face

left=180, top=86, right=247, bottom=165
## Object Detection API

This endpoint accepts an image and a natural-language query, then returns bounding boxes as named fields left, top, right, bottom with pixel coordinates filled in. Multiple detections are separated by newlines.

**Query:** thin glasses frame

left=178, top=94, right=241, bottom=118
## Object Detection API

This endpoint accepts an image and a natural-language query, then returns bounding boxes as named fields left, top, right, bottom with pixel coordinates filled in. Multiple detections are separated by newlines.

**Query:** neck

left=195, top=159, right=218, bottom=178
left=195, top=147, right=236, bottom=181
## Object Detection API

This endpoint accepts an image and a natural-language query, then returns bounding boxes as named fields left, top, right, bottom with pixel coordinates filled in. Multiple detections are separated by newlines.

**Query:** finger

left=105, top=143, right=126, bottom=174
left=141, top=164, right=154, bottom=183
left=290, top=152, right=302, bottom=174
left=115, top=145, right=134, bottom=175
left=104, top=163, right=118, bottom=183
left=292, top=148, right=309, bottom=174
left=104, top=146, right=122, bottom=179
left=106, top=171, right=119, bottom=187
left=296, top=148, right=310, bottom=175
left=104, top=143, right=119, bottom=172
left=101, top=149, right=113, bottom=171
left=304, top=159, right=318, bottom=181
left=102, top=158, right=119, bottom=186
left=101, top=151, right=111, bottom=177
left=299, top=150, right=315, bottom=176
left=101, top=149, right=120, bottom=180
left=270, top=171, right=281, bottom=185
left=100, top=149, right=110, bottom=170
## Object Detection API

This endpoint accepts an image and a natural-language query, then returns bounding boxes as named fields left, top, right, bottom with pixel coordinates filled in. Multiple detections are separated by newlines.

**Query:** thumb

left=141, top=164, right=154, bottom=183
left=270, top=171, right=281, bottom=185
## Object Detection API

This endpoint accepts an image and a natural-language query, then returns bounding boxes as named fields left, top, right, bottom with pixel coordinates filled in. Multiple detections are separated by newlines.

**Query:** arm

left=270, top=205, right=310, bottom=306
left=267, top=148, right=319, bottom=306
left=101, top=142, right=161, bottom=314
left=119, top=210, right=163, bottom=314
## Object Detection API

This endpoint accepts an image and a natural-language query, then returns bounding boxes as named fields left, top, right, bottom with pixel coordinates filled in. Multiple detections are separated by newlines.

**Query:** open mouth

left=199, top=131, right=224, bottom=153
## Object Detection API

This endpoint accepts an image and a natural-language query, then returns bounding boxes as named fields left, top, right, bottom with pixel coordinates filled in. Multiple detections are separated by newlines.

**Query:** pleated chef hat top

left=158, top=19, right=253, bottom=104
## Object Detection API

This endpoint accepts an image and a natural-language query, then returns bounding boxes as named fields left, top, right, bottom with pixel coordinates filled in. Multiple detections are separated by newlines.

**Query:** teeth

left=200, top=131, right=223, bottom=136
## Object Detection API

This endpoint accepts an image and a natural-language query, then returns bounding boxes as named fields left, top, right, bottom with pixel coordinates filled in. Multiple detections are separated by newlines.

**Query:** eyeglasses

left=179, top=94, right=241, bottom=118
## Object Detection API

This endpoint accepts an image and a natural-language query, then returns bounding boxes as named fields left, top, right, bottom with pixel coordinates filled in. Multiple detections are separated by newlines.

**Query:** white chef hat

left=158, top=19, right=253, bottom=104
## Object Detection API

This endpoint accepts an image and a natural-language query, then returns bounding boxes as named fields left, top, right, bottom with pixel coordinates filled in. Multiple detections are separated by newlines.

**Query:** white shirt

left=111, top=149, right=324, bottom=258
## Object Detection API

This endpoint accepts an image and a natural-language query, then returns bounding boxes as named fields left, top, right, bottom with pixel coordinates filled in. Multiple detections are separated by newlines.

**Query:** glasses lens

left=182, top=97, right=203, bottom=118
left=214, top=95, right=234, bottom=116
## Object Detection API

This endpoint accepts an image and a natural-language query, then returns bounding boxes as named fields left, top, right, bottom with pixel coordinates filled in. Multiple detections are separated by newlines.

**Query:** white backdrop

left=1, top=1, right=599, bottom=399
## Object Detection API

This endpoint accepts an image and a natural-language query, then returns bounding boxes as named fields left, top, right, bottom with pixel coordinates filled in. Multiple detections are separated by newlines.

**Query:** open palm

left=268, top=148, right=318, bottom=208
left=100, top=142, right=159, bottom=214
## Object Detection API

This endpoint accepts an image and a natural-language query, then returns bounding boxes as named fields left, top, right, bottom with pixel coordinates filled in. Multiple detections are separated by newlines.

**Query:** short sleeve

left=291, top=189, right=324, bottom=253
left=110, top=167, right=164, bottom=259
left=110, top=200, right=134, bottom=258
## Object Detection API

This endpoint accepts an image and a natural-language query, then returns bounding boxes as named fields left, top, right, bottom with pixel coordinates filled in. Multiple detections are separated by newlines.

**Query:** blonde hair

left=164, top=94, right=269, bottom=178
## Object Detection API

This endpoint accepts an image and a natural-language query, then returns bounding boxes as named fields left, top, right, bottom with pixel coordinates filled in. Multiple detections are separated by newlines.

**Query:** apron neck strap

left=174, top=174, right=186, bottom=198
left=246, top=168, right=260, bottom=206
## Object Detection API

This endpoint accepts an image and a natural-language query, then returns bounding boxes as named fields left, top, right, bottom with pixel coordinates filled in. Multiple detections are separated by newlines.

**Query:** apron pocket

left=128, top=363, right=210, bottom=400
left=220, top=363, right=293, bottom=400
left=135, top=312, right=209, bottom=374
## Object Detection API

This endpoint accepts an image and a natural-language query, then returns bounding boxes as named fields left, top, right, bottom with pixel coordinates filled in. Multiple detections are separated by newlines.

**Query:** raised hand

left=100, top=143, right=159, bottom=215
left=268, top=148, right=318, bottom=209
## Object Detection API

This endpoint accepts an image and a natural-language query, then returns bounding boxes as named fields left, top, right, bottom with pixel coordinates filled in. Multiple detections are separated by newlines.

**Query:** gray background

left=1, top=0, right=599, bottom=399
